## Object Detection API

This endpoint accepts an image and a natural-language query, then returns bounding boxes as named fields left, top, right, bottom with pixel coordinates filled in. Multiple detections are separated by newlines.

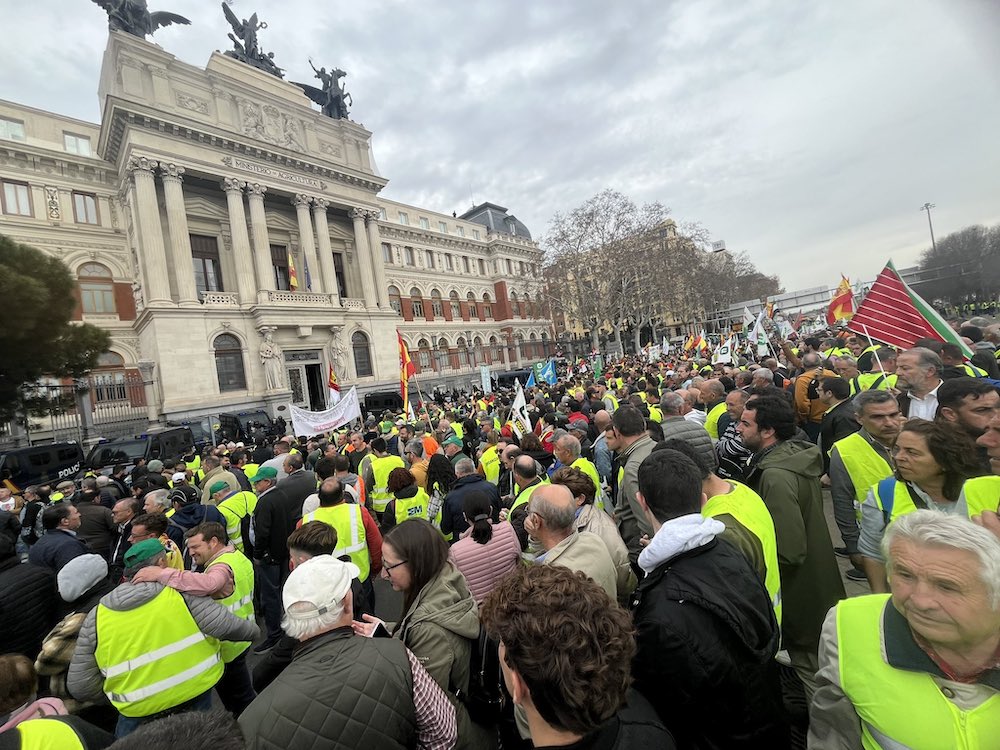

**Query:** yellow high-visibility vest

left=370, top=455, right=405, bottom=513
left=833, top=433, right=892, bottom=503
left=571, top=457, right=604, bottom=511
left=704, top=401, right=728, bottom=440
left=838, top=594, right=1000, bottom=749
left=302, top=504, right=370, bottom=582
left=702, top=481, right=782, bottom=627
left=217, top=490, right=257, bottom=553
left=511, top=480, right=543, bottom=512
left=94, top=587, right=223, bottom=717
left=962, top=475, right=1000, bottom=517
left=479, top=444, right=501, bottom=484
left=395, top=487, right=431, bottom=525
left=16, top=719, right=86, bottom=750
left=207, top=550, right=255, bottom=662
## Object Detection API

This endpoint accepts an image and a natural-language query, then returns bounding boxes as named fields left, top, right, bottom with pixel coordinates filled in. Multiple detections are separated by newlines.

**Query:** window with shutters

left=190, top=234, right=223, bottom=294
left=410, top=288, right=424, bottom=317
left=352, top=332, right=373, bottom=377
left=271, top=244, right=291, bottom=290
left=333, top=253, right=348, bottom=298
left=214, top=334, right=246, bottom=392
left=78, top=263, right=116, bottom=314
left=1, top=180, right=31, bottom=216
left=72, top=192, right=99, bottom=224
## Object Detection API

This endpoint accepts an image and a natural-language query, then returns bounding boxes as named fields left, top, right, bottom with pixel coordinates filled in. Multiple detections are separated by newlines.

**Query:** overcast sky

left=3, top=0, right=998, bottom=290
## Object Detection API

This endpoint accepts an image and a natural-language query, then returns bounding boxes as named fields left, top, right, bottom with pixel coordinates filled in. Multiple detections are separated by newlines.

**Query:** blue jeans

left=115, top=690, right=212, bottom=737
left=255, top=560, right=285, bottom=642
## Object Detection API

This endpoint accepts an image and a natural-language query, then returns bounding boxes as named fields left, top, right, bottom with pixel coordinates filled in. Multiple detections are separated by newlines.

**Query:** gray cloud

left=3, top=0, right=998, bottom=290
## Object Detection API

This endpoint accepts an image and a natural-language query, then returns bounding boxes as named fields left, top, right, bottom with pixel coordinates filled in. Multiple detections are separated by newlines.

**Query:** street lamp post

left=920, top=203, right=937, bottom=252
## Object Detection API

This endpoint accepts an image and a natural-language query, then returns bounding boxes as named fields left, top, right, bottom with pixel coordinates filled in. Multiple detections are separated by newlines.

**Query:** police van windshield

left=88, top=439, right=147, bottom=466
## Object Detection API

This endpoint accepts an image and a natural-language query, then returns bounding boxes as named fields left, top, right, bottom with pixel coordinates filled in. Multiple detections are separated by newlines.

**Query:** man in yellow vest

left=477, top=430, right=502, bottom=484
left=663, top=438, right=782, bottom=628
left=208, top=481, right=257, bottom=556
left=828, top=390, right=901, bottom=579
left=810, top=511, right=1000, bottom=749
left=131, top=521, right=257, bottom=716
left=299, top=478, right=383, bottom=610
left=553, top=434, right=604, bottom=511
left=502, top=455, right=547, bottom=550
left=700, top=380, right=728, bottom=441
left=66, top=537, right=258, bottom=737
left=363, top=437, right=405, bottom=520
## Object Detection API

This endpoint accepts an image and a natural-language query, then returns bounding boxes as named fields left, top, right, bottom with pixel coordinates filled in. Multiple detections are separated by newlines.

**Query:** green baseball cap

left=209, top=480, right=230, bottom=496
left=124, top=538, right=165, bottom=567
left=250, top=466, right=278, bottom=483
left=442, top=436, right=463, bottom=448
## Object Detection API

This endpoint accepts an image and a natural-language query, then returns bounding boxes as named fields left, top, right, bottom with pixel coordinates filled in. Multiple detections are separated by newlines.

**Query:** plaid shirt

left=405, top=648, right=457, bottom=750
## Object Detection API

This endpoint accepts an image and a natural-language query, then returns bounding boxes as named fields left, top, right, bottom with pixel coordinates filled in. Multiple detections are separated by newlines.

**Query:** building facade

left=0, top=31, right=547, bottom=430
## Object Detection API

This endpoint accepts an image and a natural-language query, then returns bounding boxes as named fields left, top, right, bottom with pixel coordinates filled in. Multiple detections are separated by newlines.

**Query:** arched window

left=489, top=335, right=501, bottom=362
left=93, top=351, right=127, bottom=402
left=213, top=334, right=246, bottom=392
left=409, top=287, right=424, bottom=318
left=352, top=331, right=373, bottom=377
left=510, top=292, right=520, bottom=318
left=473, top=336, right=484, bottom=365
left=482, top=292, right=493, bottom=319
left=449, top=291, right=461, bottom=319
left=437, top=338, right=452, bottom=370
left=79, top=263, right=117, bottom=315
left=388, top=285, right=401, bottom=314
left=430, top=289, right=443, bottom=318
left=467, top=292, right=478, bottom=320
left=417, top=338, right=432, bottom=370
left=529, top=332, right=538, bottom=358
left=457, top=337, right=469, bottom=367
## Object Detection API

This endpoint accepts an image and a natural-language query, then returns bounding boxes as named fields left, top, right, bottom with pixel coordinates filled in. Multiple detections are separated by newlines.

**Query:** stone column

left=159, top=163, right=199, bottom=307
left=245, top=183, right=273, bottom=297
left=365, top=210, right=391, bottom=308
left=136, top=360, right=161, bottom=425
left=313, top=199, right=340, bottom=304
left=221, top=179, right=256, bottom=305
left=126, top=157, right=172, bottom=306
left=293, top=194, right=322, bottom=294
left=349, top=207, right=377, bottom=306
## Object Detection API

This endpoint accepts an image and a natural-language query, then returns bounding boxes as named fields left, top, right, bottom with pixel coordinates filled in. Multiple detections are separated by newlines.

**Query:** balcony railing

left=201, top=292, right=239, bottom=307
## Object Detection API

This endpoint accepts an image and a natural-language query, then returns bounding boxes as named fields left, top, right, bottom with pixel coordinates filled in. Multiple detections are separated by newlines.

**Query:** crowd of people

left=2, top=318, right=1000, bottom=749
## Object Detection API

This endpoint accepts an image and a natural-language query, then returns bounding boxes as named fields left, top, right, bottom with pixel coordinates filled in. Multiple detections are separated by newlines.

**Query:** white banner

left=480, top=365, right=493, bottom=394
left=289, top=386, right=362, bottom=436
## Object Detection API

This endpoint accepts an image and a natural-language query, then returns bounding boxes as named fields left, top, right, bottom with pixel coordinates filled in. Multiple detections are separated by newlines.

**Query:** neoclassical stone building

left=0, top=31, right=548, bottom=423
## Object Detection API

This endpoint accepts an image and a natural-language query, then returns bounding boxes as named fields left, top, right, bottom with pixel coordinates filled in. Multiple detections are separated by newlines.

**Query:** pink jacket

left=448, top=521, right=522, bottom=604
left=0, top=697, right=67, bottom=732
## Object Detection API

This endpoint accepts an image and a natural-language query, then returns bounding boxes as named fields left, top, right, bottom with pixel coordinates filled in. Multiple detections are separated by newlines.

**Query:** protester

left=632, top=448, right=787, bottom=748
left=895, top=347, right=945, bottom=419
left=611, top=405, right=656, bottom=565
left=447, top=490, right=522, bottom=605
left=816, top=377, right=859, bottom=474
left=383, top=467, right=431, bottom=531
left=239, top=555, right=457, bottom=749
left=27, top=504, right=88, bottom=574
left=0, top=655, right=67, bottom=732
left=440, top=458, right=501, bottom=542
left=857, top=419, right=984, bottom=591
left=481, top=565, right=676, bottom=749
left=811, top=511, right=1000, bottom=749
left=0, top=534, right=56, bottom=660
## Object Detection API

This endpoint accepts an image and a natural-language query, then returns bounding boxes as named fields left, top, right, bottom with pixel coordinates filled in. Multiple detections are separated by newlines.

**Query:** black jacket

left=0, top=552, right=58, bottom=659
left=26, top=529, right=89, bottom=574
left=818, top=399, right=859, bottom=473
left=630, top=538, right=787, bottom=750
left=440, top=474, right=501, bottom=542
left=253, top=470, right=316, bottom=564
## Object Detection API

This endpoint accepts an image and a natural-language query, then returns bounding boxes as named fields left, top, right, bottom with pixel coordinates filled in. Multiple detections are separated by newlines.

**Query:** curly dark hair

left=480, top=565, right=635, bottom=735
left=426, top=453, right=456, bottom=495
left=387, top=467, right=416, bottom=495
left=895, top=419, right=986, bottom=501
left=519, top=432, right=544, bottom=452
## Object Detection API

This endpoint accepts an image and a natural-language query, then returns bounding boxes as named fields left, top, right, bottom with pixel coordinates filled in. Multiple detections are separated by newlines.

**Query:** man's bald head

left=593, top=409, right=611, bottom=431
left=529, top=484, right=577, bottom=534
left=513, top=455, right=538, bottom=481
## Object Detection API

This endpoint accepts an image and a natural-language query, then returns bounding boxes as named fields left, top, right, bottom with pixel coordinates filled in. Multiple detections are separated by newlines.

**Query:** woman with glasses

left=354, top=518, right=483, bottom=747
left=857, top=419, right=985, bottom=592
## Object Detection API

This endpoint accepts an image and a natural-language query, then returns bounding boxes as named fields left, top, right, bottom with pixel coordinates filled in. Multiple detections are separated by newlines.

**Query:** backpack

left=456, top=624, right=505, bottom=726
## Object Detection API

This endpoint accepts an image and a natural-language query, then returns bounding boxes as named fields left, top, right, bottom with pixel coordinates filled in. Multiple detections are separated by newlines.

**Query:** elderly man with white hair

left=238, top=555, right=457, bottom=749
left=810, top=510, right=1000, bottom=748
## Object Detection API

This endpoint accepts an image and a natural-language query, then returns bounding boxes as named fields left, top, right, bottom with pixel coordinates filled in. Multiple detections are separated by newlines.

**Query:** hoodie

left=748, top=439, right=845, bottom=652
left=631, top=514, right=786, bottom=749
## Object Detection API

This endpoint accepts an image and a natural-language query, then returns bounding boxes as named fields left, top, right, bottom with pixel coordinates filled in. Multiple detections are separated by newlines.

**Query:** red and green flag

left=848, top=260, right=973, bottom=358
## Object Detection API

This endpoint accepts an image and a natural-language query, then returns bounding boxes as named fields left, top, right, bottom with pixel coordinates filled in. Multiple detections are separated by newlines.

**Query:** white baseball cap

left=282, top=555, right=359, bottom=620
left=171, top=472, right=187, bottom=483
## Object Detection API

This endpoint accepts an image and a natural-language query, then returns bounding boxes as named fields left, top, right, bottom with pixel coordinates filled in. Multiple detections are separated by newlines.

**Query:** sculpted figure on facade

left=90, top=0, right=190, bottom=38
left=221, top=2, right=283, bottom=78
left=294, top=62, right=351, bottom=120
left=329, top=326, right=347, bottom=373
left=259, top=328, right=285, bottom=390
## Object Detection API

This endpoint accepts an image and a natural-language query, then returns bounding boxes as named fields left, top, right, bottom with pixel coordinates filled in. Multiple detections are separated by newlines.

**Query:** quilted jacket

left=239, top=627, right=417, bottom=750
left=0, top=553, right=58, bottom=659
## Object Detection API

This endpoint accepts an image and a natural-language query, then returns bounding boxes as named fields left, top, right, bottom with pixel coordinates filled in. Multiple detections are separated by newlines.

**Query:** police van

left=0, top=442, right=85, bottom=494
left=85, top=426, right=194, bottom=473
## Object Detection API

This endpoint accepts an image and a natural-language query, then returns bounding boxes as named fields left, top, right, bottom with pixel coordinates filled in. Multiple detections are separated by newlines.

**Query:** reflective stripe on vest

left=95, top=587, right=222, bottom=717
left=370, top=455, right=405, bottom=512
left=702, top=481, right=782, bottom=627
left=480, top=445, right=501, bottom=484
left=395, top=488, right=430, bottom=525
left=17, top=719, right=86, bottom=750
left=217, top=491, right=257, bottom=553
left=207, top=550, right=255, bottom=662
left=834, top=432, right=893, bottom=502
left=838, top=594, right=1000, bottom=749
left=963, top=476, right=1000, bottom=517
left=302, top=504, right=370, bottom=582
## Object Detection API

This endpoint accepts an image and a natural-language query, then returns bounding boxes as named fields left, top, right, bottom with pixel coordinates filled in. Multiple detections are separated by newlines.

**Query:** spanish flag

left=327, top=363, right=341, bottom=406
left=288, top=250, right=299, bottom=291
left=398, top=333, right=415, bottom=413
left=684, top=334, right=696, bottom=352
left=826, top=276, right=855, bottom=325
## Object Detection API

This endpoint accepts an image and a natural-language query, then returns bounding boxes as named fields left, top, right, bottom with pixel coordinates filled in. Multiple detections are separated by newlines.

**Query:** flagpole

left=860, top=324, right=888, bottom=381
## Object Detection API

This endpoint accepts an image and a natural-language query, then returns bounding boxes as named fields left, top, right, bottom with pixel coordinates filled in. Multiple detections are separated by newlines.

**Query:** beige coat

left=543, top=530, right=618, bottom=601
left=576, top=504, right=637, bottom=603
